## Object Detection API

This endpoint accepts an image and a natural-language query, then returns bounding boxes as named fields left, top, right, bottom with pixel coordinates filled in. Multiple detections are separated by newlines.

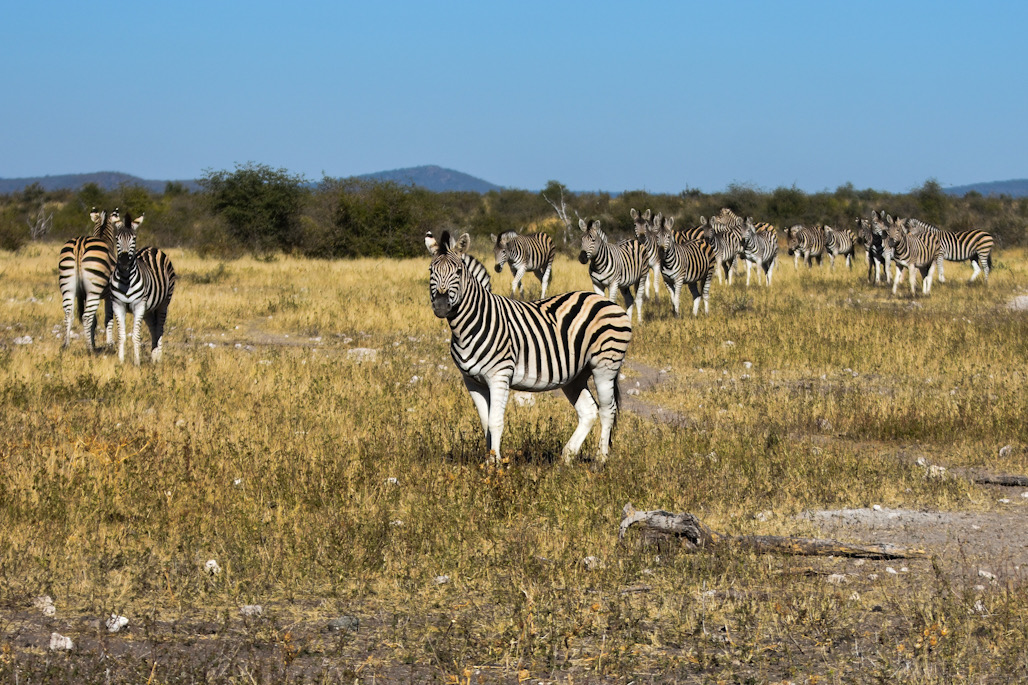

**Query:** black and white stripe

left=425, top=231, right=491, bottom=289
left=822, top=225, right=856, bottom=269
left=630, top=208, right=663, bottom=302
left=578, top=219, right=650, bottom=323
left=58, top=208, right=116, bottom=351
left=856, top=217, right=892, bottom=285
left=701, top=215, right=744, bottom=285
left=653, top=213, right=716, bottom=316
left=741, top=217, right=779, bottom=286
left=110, top=213, right=176, bottom=364
left=785, top=224, right=825, bottom=269
left=874, top=212, right=941, bottom=296
left=429, top=231, right=632, bottom=466
left=902, top=218, right=994, bottom=285
left=491, top=230, right=556, bottom=298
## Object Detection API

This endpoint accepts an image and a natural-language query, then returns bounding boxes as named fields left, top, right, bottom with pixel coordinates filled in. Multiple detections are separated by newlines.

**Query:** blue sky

left=2, top=1, right=1025, bottom=193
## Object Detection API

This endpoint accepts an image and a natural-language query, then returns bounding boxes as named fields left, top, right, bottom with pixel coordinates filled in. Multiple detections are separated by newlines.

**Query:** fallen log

left=972, top=474, right=1028, bottom=487
left=619, top=503, right=926, bottom=560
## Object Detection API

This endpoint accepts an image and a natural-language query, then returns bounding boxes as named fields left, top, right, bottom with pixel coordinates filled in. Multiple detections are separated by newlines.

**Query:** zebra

left=110, top=212, right=177, bottom=364
left=873, top=212, right=941, bottom=296
left=578, top=219, right=650, bottom=323
left=58, top=207, right=117, bottom=351
left=740, top=217, right=779, bottom=286
left=822, top=224, right=856, bottom=269
left=785, top=224, right=825, bottom=269
left=429, top=230, right=632, bottom=466
left=425, top=231, right=491, bottom=289
left=902, top=218, right=994, bottom=285
left=673, top=217, right=707, bottom=245
left=490, top=230, right=555, bottom=299
left=630, top=208, right=663, bottom=302
left=856, top=217, right=892, bottom=285
left=701, top=215, right=744, bottom=285
left=652, top=213, right=716, bottom=316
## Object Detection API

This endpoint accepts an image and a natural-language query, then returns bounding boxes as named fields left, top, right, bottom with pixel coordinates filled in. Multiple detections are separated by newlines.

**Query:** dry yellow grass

left=0, top=241, right=1027, bottom=682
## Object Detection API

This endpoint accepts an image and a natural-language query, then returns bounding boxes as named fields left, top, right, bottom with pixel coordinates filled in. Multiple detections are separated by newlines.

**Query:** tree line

left=2, top=162, right=1026, bottom=255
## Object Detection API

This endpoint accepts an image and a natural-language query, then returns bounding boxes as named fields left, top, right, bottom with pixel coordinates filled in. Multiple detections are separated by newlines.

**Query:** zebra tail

left=610, top=372, right=622, bottom=449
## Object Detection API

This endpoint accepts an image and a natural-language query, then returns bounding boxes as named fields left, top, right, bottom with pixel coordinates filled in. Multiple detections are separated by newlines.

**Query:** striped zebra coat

left=579, top=219, right=650, bottom=323
left=856, top=216, right=892, bottom=285
left=630, top=208, right=663, bottom=301
left=823, top=225, right=856, bottom=269
left=741, top=217, right=779, bottom=286
left=58, top=208, right=117, bottom=351
left=785, top=225, right=826, bottom=269
left=425, top=231, right=491, bottom=289
left=429, top=231, right=632, bottom=466
left=702, top=216, right=745, bottom=285
left=903, top=218, right=994, bottom=285
left=653, top=213, right=716, bottom=316
left=874, top=212, right=941, bottom=296
left=110, top=213, right=177, bottom=364
left=491, top=230, right=555, bottom=299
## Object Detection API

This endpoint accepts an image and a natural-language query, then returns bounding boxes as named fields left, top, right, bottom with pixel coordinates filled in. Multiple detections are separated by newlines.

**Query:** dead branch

left=27, top=204, right=53, bottom=240
left=972, top=474, right=1028, bottom=487
left=619, top=503, right=926, bottom=560
left=542, top=186, right=578, bottom=245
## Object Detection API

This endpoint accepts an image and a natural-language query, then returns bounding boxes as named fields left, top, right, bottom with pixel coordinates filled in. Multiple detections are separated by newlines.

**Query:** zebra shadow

left=413, top=419, right=575, bottom=467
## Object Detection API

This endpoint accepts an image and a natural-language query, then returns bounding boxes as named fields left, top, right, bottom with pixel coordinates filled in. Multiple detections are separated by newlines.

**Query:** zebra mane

left=497, top=230, right=519, bottom=246
left=438, top=230, right=453, bottom=255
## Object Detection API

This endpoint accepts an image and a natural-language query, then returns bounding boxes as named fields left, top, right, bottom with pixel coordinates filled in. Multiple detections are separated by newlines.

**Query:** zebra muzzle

left=431, top=295, right=452, bottom=318
left=578, top=251, right=589, bottom=264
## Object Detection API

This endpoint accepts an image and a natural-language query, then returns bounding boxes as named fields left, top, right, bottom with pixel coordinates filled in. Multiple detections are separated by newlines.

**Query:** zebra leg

left=462, top=375, right=492, bottom=453
left=726, top=259, right=735, bottom=286
left=145, top=307, right=168, bottom=363
left=61, top=287, right=76, bottom=349
left=114, top=301, right=128, bottom=363
left=745, top=260, right=752, bottom=287
left=81, top=294, right=101, bottom=353
left=591, top=363, right=621, bottom=463
left=103, top=297, right=115, bottom=347
left=969, top=259, right=982, bottom=283
left=923, top=263, right=936, bottom=295
left=538, top=264, right=553, bottom=299
left=485, top=377, right=511, bottom=465
left=620, top=285, right=638, bottom=323
left=511, top=267, right=527, bottom=298
left=687, top=282, right=701, bottom=317
left=560, top=372, right=598, bottom=465
left=131, top=301, right=146, bottom=365
left=937, top=254, right=945, bottom=283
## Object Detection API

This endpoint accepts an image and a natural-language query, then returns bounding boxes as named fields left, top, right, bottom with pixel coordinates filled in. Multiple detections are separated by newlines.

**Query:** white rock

left=886, top=567, right=898, bottom=575
left=49, top=632, right=74, bottom=651
left=849, top=592, right=861, bottom=601
left=385, top=477, right=398, bottom=485
left=974, top=584, right=986, bottom=591
left=753, top=510, right=773, bottom=522
left=826, top=574, right=847, bottom=585
left=626, top=388, right=640, bottom=396
left=33, top=595, right=56, bottom=617
left=434, top=575, right=450, bottom=585
left=999, top=498, right=1011, bottom=504
left=973, top=600, right=988, bottom=614
left=239, top=605, right=263, bottom=617
left=999, top=444, right=1013, bottom=458
left=512, top=392, right=535, bottom=407
left=742, top=361, right=752, bottom=369
left=347, top=348, right=378, bottom=363
left=978, top=569, right=997, bottom=580
left=205, top=559, right=222, bottom=576
left=106, top=614, right=129, bottom=632
left=13, top=336, right=32, bottom=345
left=582, top=556, right=604, bottom=571
left=409, top=375, right=421, bottom=384
left=390, top=520, right=404, bottom=527
left=872, top=504, right=882, bottom=511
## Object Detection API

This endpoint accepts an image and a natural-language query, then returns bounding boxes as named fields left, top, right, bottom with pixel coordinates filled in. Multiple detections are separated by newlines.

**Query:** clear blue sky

left=2, top=1, right=1025, bottom=193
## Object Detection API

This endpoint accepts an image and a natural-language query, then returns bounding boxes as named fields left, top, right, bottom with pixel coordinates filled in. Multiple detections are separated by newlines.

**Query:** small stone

left=390, top=520, right=404, bottom=527
left=49, top=632, right=74, bottom=651
left=106, top=614, right=129, bottom=633
left=816, top=418, right=833, bottom=432
left=978, top=569, right=996, bottom=580
left=999, top=445, right=1013, bottom=458
left=327, top=616, right=360, bottom=632
left=34, top=596, right=56, bottom=617
left=205, top=559, right=222, bottom=576
left=626, top=388, right=640, bottom=396
left=239, top=605, right=263, bottom=617
left=347, top=348, right=378, bottom=363
left=742, top=361, right=752, bottom=369
left=582, top=556, right=604, bottom=571
left=13, top=336, right=32, bottom=345
left=973, top=600, right=988, bottom=614
left=434, top=575, right=450, bottom=585
left=753, top=510, right=773, bottom=522
left=826, top=574, right=847, bottom=585
left=409, top=375, right=421, bottom=384
left=385, top=477, right=398, bottom=485
left=999, top=498, right=1011, bottom=504
left=886, top=567, right=897, bottom=575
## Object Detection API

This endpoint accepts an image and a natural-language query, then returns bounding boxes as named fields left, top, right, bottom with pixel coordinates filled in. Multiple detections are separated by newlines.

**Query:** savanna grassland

left=1, top=240, right=1028, bottom=684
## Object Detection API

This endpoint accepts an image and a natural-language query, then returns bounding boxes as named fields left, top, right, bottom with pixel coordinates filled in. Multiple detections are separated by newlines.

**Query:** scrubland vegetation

left=1, top=225, right=1027, bottom=681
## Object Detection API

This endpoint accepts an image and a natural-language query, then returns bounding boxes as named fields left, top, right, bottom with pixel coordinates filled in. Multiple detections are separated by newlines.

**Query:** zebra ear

left=425, top=231, right=440, bottom=256
left=579, top=219, right=588, bottom=232
left=90, top=208, right=100, bottom=223
left=592, top=219, right=601, bottom=230
left=643, top=209, right=652, bottom=221
left=630, top=208, right=639, bottom=220
left=700, top=216, right=707, bottom=225
left=454, top=233, right=471, bottom=254
left=132, top=214, right=145, bottom=231
left=438, top=230, right=452, bottom=255
left=489, top=233, right=496, bottom=244
left=666, top=216, right=675, bottom=229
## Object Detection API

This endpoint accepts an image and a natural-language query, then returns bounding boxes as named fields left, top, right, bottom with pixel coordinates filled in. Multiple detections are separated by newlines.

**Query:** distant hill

left=0, top=172, right=200, bottom=195
left=0, top=165, right=502, bottom=195
left=943, top=179, right=1028, bottom=198
left=356, top=165, right=503, bottom=193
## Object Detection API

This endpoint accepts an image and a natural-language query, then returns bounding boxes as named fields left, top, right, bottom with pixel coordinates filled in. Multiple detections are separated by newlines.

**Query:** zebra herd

left=425, top=206, right=996, bottom=465
left=58, top=208, right=176, bottom=365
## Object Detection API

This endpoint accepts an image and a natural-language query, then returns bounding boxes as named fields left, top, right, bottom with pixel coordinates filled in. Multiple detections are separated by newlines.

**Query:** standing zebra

left=425, top=231, right=491, bottom=289
left=58, top=208, right=116, bottom=351
left=856, top=217, right=892, bottom=285
left=874, top=212, right=941, bottom=296
left=741, top=217, right=779, bottom=286
left=630, top=208, right=663, bottom=302
left=902, top=218, right=994, bottom=285
left=785, top=224, right=826, bottom=269
left=578, top=219, right=650, bottom=323
left=822, top=225, right=856, bottom=269
left=110, top=212, right=177, bottom=365
left=652, top=213, right=716, bottom=316
left=702, top=216, right=744, bottom=285
left=429, top=231, right=632, bottom=466
left=490, top=230, right=555, bottom=299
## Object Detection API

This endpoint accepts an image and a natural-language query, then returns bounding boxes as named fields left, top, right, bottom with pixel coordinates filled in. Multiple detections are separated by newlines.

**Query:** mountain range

left=1, top=167, right=1026, bottom=197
